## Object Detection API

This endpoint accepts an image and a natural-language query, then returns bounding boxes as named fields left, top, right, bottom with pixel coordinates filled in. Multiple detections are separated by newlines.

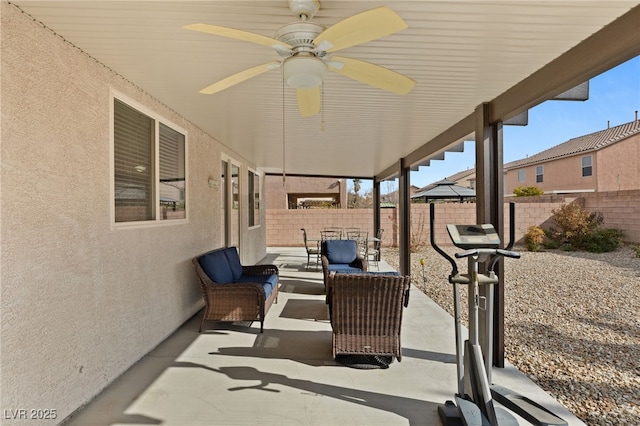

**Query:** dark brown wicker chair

left=321, top=240, right=367, bottom=291
left=326, top=272, right=411, bottom=362
left=193, top=248, right=279, bottom=333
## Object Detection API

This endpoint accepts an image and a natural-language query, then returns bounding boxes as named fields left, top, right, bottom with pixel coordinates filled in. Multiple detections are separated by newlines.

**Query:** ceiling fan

left=184, top=0, right=416, bottom=117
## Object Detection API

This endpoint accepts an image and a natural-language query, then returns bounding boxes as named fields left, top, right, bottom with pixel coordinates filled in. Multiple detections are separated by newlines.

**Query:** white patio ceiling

left=12, top=1, right=640, bottom=178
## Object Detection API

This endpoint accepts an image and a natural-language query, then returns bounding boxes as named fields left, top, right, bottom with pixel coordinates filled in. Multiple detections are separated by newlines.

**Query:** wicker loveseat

left=326, top=272, right=411, bottom=363
left=193, top=247, right=279, bottom=333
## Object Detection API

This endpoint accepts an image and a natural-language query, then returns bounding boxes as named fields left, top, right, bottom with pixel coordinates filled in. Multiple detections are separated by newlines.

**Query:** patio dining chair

left=321, top=229, right=342, bottom=241
left=300, top=228, right=320, bottom=270
left=346, top=230, right=369, bottom=259
left=367, top=228, right=384, bottom=270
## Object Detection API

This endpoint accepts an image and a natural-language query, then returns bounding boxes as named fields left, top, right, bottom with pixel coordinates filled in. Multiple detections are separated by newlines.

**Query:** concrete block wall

left=583, top=189, right=640, bottom=242
left=267, top=191, right=640, bottom=247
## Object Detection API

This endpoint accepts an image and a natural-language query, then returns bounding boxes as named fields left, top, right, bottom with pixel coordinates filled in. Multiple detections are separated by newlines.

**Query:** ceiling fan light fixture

left=283, top=55, right=327, bottom=88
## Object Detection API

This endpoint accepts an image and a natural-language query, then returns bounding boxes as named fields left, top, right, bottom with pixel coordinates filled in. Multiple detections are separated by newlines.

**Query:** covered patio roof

left=11, top=1, right=640, bottom=179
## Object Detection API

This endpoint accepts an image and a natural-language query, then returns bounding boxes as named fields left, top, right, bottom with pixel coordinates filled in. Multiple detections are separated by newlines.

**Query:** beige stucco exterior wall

left=0, top=4, right=265, bottom=423
left=596, top=133, right=640, bottom=191
left=264, top=175, right=346, bottom=209
left=505, top=154, right=598, bottom=194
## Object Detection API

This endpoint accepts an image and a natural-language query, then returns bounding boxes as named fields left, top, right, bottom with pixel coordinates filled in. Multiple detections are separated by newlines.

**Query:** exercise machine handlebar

left=430, top=203, right=459, bottom=279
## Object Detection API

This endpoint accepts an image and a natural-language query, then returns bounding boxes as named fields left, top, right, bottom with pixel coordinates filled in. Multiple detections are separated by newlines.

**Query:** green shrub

left=547, top=203, right=622, bottom=252
left=548, top=203, right=603, bottom=248
left=524, top=225, right=545, bottom=251
left=513, top=186, right=544, bottom=197
left=581, top=228, right=624, bottom=253
left=632, top=244, right=640, bottom=258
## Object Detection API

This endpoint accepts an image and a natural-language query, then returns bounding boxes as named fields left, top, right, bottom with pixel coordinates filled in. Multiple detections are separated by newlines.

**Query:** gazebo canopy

left=411, top=179, right=476, bottom=203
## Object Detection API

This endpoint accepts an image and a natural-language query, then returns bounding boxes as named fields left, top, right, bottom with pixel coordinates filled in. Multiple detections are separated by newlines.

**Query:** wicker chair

left=321, top=240, right=367, bottom=290
left=326, top=272, right=411, bottom=361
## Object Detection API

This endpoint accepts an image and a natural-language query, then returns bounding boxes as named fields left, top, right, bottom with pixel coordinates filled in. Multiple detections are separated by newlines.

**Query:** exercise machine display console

left=446, top=224, right=501, bottom=249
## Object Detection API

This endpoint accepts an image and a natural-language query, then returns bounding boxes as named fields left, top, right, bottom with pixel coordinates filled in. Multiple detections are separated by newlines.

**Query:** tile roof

left=505, top=119, right=640, bottom=169
left=416, top=168, right=475, bottom=192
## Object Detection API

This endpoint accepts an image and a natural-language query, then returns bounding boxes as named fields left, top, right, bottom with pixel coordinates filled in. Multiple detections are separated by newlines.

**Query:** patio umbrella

left=411, top=179, right=476, bottom=203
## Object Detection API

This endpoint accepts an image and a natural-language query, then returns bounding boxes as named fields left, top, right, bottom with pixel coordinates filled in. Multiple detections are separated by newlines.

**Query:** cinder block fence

left=266, top=190, right=640, bottom=247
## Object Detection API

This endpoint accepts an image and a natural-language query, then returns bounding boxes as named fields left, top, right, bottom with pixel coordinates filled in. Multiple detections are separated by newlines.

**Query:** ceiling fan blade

left=296, top=87, right=321, bottom=117
left=200, top=61, right=280, bottom=95
left=329, top=56, right=415, bottom=95
left=184, top=23, right=292, bottom=51
left=313, top=6, right=407, bottom=53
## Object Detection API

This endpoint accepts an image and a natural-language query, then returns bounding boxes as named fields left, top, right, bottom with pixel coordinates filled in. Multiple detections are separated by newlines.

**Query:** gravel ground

left=382, top=245, right=640, bottom=426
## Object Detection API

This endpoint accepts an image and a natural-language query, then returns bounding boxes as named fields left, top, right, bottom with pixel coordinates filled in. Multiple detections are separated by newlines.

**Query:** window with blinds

left=582, top=155, right=593, bottom=177
left=159, top=123, right=186, bottom=220
left=113, top=98, right=187, bottom=224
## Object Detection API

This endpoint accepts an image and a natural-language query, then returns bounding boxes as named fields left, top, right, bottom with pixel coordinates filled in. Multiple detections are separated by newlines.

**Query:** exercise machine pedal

left=438, top=398, right=492, bottom=426
left=491, top=385, right=568, bottom=426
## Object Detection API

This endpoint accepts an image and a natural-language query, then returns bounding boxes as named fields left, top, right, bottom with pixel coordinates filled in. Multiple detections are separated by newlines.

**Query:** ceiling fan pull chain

left=282, top=76, right=286, bottom=186
left=321, top=83, right=325, bottom=131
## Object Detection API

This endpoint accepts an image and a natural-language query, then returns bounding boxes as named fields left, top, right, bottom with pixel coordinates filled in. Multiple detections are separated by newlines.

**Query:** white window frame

left=110, top=90, right=188, bottom=229
left=248, top=168, right=261, bottom=229
left=517, top=169, right=526, bottom=183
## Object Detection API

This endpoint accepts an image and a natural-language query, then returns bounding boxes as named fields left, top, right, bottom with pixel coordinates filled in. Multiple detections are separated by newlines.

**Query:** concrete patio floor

left=64, top=247, right=585, bottom=425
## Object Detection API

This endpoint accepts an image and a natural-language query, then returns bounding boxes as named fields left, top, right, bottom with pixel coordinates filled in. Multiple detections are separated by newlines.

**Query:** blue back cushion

left=325, top=240, right=357, bottom=264
left=224, top=247, right=244, bottom=281
left=199, top=249, right=234, bottom=284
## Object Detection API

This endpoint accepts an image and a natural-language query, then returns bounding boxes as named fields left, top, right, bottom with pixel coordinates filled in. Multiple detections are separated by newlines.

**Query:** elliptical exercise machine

left=430, top=203, right=567, bottom=426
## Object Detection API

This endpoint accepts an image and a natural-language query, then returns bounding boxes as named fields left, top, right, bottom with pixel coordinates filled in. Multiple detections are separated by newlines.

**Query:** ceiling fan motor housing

left=274, top=22, right=325, bottom=54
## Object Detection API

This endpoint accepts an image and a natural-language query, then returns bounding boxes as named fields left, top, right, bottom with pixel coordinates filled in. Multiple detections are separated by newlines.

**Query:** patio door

left=230, top=162, right=240, bottom=248
left=221, top=157, right=241, bottom=249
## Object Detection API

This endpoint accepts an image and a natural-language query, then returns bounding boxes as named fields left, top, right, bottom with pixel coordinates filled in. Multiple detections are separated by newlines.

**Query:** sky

left=351, top=55, right=640, bottom=194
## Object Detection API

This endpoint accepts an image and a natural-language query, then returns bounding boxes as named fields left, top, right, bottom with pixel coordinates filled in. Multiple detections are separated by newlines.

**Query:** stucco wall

left=596, top=133, right=640, bottom=191
left=0, top=5, right=265, bottom=423
left=264, top=175, right=346, bottom=209
left=505, top=154, right=598, bottom=194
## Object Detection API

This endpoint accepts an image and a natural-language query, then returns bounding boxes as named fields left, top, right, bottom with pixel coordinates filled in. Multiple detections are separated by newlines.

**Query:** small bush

left=548, top=203, right=603, bottom=248
left=632, top=244, right=640, bottom=258
left=524, top=225, right=545, bottom=251
left=581, top=228, right=624, bottom=253
left=513, top=186, right=544, bottom=197
left=547, top=203, right=622, bottom=252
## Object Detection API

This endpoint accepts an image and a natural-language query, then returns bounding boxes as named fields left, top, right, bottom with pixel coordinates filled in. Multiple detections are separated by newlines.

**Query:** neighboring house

left=379, top=185, right=422, bottom=206
left=504, top=119, right=640, bottom=194
left=264, top=175, right=347, bottom=209
left=420, top=119, right=640, bottom=196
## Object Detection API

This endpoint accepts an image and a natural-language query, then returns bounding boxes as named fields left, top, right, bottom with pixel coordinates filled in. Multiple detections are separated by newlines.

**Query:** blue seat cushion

left=325, top=240, right=358, bottom=264
left=224, top=247, right=244, bottom=281
left=329, top=264, right=364, bottom=274
left=237, top=274, right=278, bottom=298
left=199, top=250, right=234, bottom=284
